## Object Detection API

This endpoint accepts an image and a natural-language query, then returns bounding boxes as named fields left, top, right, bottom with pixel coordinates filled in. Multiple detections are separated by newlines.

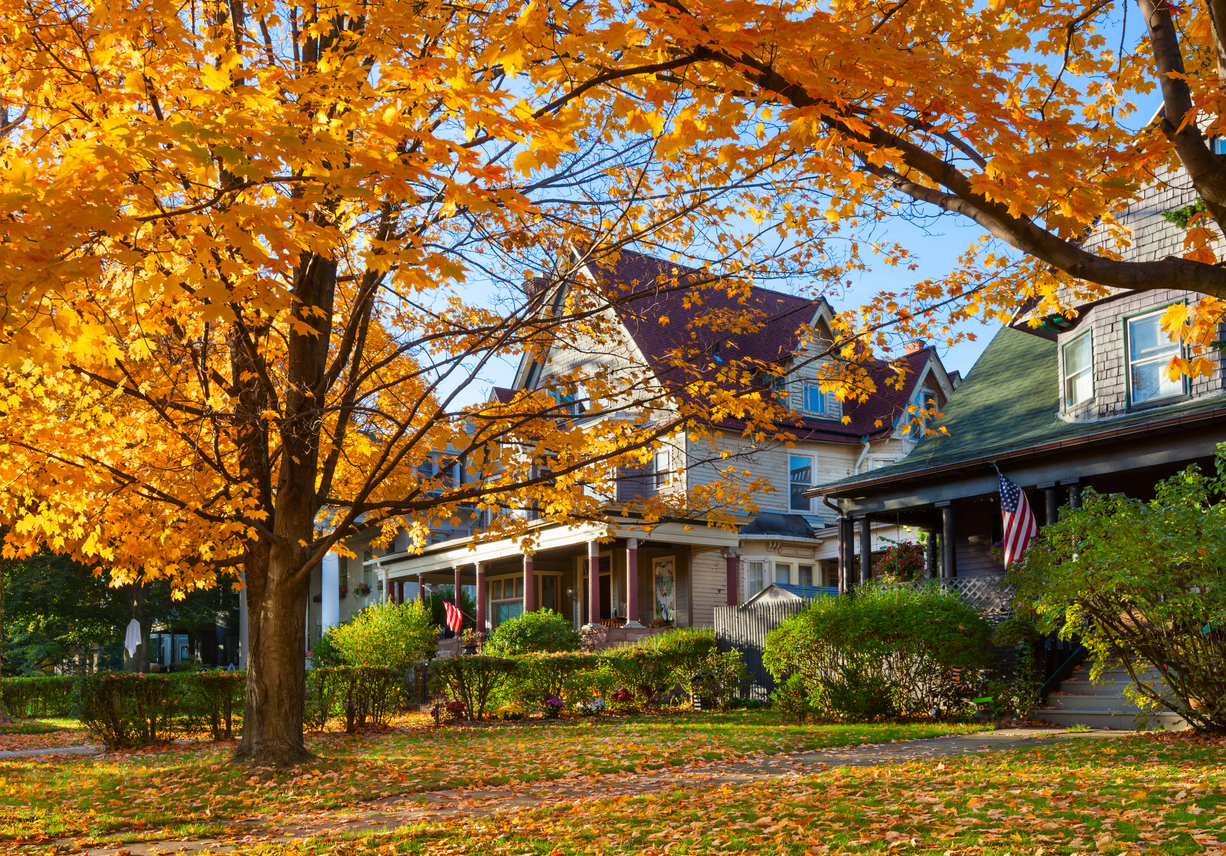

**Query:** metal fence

left=714, top=601, right=808, bottom=701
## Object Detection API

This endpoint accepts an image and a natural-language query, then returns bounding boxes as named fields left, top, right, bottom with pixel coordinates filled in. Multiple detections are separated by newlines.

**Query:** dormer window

left=803, top=382, right=825, bottom=415
left=1127, top=308, right=1184, bottom=407
left=1062, top=331, right=1093, bottom=408
left=908, top=389, right=939, bottom=440
left=653, top=449, right=671, bottom=488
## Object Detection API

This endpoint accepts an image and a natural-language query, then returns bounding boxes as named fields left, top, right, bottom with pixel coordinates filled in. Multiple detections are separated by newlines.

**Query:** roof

left=739, top=512, right=817, bottom=539
left=578, top=249, right=941, bottom=442
left=819, top=324, right=1226, bottom=495
left=491, top=387, right=515, bottom=404
left=743, top=583, right=838, bottom=606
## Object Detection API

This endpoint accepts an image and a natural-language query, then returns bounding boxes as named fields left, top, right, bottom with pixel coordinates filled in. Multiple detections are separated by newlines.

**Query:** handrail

left=1038, top=643, right=1085, bottom=700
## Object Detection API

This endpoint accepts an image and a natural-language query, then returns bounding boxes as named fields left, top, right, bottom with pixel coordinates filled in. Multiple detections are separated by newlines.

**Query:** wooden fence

left=714, top=601, right=808, bottom=701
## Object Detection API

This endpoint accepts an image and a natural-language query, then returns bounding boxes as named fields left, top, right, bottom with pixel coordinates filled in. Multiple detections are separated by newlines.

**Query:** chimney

left=904, top=339, right=926, bottom=354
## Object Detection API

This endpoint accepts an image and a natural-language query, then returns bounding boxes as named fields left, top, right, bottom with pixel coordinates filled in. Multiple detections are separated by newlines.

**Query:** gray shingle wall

left=1057, top=288, right=1225, bottom=420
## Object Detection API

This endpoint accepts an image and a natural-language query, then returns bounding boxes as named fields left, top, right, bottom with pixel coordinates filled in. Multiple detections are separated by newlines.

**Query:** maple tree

left=0, top=0, right=864, bottom=767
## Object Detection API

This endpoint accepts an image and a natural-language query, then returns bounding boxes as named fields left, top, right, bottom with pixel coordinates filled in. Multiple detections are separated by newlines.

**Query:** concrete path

left=43, top=728, right=1128, bottom=856
left=0, top=744, right=100, bottom=759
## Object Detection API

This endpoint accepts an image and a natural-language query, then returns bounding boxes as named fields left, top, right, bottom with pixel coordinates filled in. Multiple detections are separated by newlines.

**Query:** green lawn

left=248, top=733, right=1226, bottom=856
left=0, top=711, right=987, bottom=844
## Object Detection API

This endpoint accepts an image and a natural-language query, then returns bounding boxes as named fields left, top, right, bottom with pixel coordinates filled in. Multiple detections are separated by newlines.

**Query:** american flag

left=443, top=600, right=463, bottom=633
left=998, top=472, right=1038, bottom=567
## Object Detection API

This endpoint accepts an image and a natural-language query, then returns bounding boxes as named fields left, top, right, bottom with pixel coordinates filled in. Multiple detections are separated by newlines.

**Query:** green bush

left=0, top=676, right=79, bottom=718
left=635, top=627, right=719, bottom=679
left=173, top=671, right=244, bottom=739
left=771, top=674, right=811, bottom=721
left=484, top=609, right=580, bottom=656
left=503, top=652, right=607, bottom=710
left=429, top=656, right=517, bottom=719
left=304, top=666, right=402, bottom=731
left=73, top=672, right=177, bottom=748
left=1012, top=461, right=1226, bottom=732
left=326, top=600, right=437, bottom=674
left=682, top=650, right=746, bottom=711
left=763, top=582, right=991, bottom=721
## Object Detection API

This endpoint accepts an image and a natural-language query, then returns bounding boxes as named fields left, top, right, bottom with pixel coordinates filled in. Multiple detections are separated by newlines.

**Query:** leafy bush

left=73, top=672, right=177, bottom=748
left=1012, top=462, right=1226, bottom=732
left=682, top=650, right=746, bottom=711
left=0, top=676, right=79, bottom=718
left=771, top=674, right=812, bottom=721
left=503, top=651, right=607, bottom=710
left=326, top=600, right=437, bottom=674
left=304, top=666, right=401, bottom=732
left=429, top=655, right=517, bottom=719
left=484, top=609, right=580, bottom=655
left=636, top=627, right=719, bottom=679
left=873, top=541, right=926, bottom=582
left=173, top=671, right=244, bottom=739
left=764, top=582, right=991, bottom=721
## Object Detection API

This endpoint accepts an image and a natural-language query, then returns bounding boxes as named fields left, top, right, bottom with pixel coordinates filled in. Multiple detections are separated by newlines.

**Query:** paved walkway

left=48, top=728, right=1126, bottom=856
left=0, top=744, right=100, bottom=759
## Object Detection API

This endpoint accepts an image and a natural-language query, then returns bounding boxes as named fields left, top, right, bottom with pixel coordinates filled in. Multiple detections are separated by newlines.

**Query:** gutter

left=811, top=402, right=1226, bottom=499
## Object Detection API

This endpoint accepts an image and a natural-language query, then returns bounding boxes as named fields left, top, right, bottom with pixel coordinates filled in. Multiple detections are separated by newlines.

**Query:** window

left=550, top=284, right=568, bottom=316
left=908, top=390, right=939, bottom=440
left=653, top=449, right=670, bottom=488
left=747, top=561, right=764, bottom=594
left=775, top=562, right=791, bottom=585
left=798, top=564, right=813, bottom=587
left=1127, top=309, right=1184, bottom=406
left=790, top=455, right=813, bottom=512
left=490, top=575, right=525, bottom=628
left=523, top=361, right=541, bottom=389
left=1062, top=332, right=1093, bottom=407
left=803, top=381, right=825, bottom=415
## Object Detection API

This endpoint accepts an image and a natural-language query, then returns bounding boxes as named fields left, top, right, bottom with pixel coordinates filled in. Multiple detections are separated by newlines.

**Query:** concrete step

left=1029, top=708, right=1187, bottom=731
left=1044, top=693, right=1147, bottom=712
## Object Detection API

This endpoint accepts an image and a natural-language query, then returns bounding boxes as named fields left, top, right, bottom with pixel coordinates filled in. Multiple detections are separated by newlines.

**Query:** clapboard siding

left=690, top=549, right=727, bottom=627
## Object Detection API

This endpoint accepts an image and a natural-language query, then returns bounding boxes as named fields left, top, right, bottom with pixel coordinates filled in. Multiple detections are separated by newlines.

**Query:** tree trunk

left=234, top=538, right=313, bottom=767
left=124, top=583, right=151, bottom=673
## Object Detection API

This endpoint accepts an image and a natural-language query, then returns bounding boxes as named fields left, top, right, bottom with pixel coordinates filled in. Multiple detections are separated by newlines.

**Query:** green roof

left=821, top=325, right=1226, bottom=493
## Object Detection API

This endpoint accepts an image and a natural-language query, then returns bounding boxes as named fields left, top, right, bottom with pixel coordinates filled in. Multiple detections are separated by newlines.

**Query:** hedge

left=305, top=666, right=403, bottom=732
left=1, top=676, right=79, bottom=718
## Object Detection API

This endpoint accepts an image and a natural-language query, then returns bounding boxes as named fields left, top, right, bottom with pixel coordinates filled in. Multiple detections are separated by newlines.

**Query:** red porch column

left=724, top=549, right=739, bottom=606
left=418, top=574, right=426, bottom=602
left=523, top=554, right=535, bottom=614
left=624, top=538, right=641, bottom=627
left=454, top=565, right=462, bottom=617
left=586, top=539, right=601, bottom=628
left=475, top=562, right=487, bottom=633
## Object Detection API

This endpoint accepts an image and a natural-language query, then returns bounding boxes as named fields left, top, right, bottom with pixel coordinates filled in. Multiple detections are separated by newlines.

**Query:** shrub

left=173, top=671, right=244, bottom=739
left=763, top=582, right=991, bottom=721
left=429, top=655, right=516, bottom=719
left=682, top=650, right=746, bottom=710
left=504, top=651, right=606, bottom=710
left=771, top=674, right=812, bottom=721
left=636, top=627, right=719, bottom=680
left=1012, top=462, right=1226, bottom=732
left=327, top=600, right=437, bottom=674
left=484, top=609, right=580, bottom=655
left=0, top=676, right=79, bottom=718
left=305, top=666, right=401, bottom=732
left=73, top=672, right=177, bottom=748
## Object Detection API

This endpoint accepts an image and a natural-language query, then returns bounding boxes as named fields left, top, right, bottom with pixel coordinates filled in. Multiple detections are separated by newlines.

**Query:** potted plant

left=338, top=584, right=349, bottom=599
left=542, top=695, right=564, bottom=719
left=461, top=628, right=482, bottom=655
left=353, top=582, right=372, bottom=597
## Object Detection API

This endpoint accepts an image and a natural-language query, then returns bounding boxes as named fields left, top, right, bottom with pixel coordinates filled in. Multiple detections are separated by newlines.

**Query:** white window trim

left=801, top=381, right=825, bottom=416
left=789, top=453, right=815, bottom=513
left=1062, top=330, right=1094, bottom=408
left=653, top=448, right=671, bottom=488
left=1126, top=307, right=1186, bottom=408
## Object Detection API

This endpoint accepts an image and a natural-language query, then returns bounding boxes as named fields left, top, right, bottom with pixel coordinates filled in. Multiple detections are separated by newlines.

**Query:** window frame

left=802, top=381, right=825, bottom=416
left=653, top=448, right=671, bottom=488
left=774, top=561, right=791, bottom=585
left=1125, top=305, right=1187, bottom=409
left=789, top=454, right=814, bottom=513
left=908, top=389, right=939, bottom=440
left=1061, top=330, right=1094, bottom=408
left=746, top=561, right=764, bottom=595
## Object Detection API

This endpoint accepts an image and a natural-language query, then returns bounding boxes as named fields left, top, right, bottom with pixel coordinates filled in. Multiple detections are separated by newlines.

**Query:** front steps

left=1029, top=663, right=1189, bottom=731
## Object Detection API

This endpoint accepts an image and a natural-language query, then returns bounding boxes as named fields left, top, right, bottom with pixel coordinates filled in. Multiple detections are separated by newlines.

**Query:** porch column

left=523, top=554, right=535, bottom=614
left=475, top=562, right=487, bottom=634
left=585, top=539, right=601, bottom=628
left=625, top=538, right=643, bottom=626
left=454, top=565, right=462, bottom=614
left=938, top=501, right=956, bottom=579
left=724, top=548, right=739, bottom=606
left=1040, top=482, right=1058, bottom=526
left=923, top=532, right=938, bottom=579
left=840, top=517, right=855, bottom=594
left=321, top=553, right=340, bottom=631
left=380, top=565, right=388, bottom=605
left=1068, top=481, right=1082, bottom=509
left=418, top=574, right=425, bottom=603
left=858, top=517, right=872, bottom=585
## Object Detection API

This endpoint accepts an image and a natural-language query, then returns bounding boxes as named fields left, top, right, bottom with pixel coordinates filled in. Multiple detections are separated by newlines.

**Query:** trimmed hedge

left=305, top=666, right=403, bottom=732
left=1, top=676, right=79, bottom=718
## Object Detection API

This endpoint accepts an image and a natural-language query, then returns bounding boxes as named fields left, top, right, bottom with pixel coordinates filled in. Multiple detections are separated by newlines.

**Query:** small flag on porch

left=998, top=472, right=1038, bottom=567
left=443, top=600, right=463, bottom=633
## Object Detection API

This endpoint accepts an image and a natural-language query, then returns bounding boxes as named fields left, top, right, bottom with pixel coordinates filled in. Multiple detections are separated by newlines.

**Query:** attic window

left=1127, top=308, right=1184, bottom=406
left=802, top=382, right=825, bottom=415
left=550, top=284, right=567, bottom=317
left=908, top=389, right=939, bottom=440
left=523, top=361, right=541, bottom=389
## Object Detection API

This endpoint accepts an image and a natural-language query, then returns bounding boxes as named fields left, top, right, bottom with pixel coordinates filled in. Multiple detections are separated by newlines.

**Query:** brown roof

left=577, top=249, right=939, bottom=443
